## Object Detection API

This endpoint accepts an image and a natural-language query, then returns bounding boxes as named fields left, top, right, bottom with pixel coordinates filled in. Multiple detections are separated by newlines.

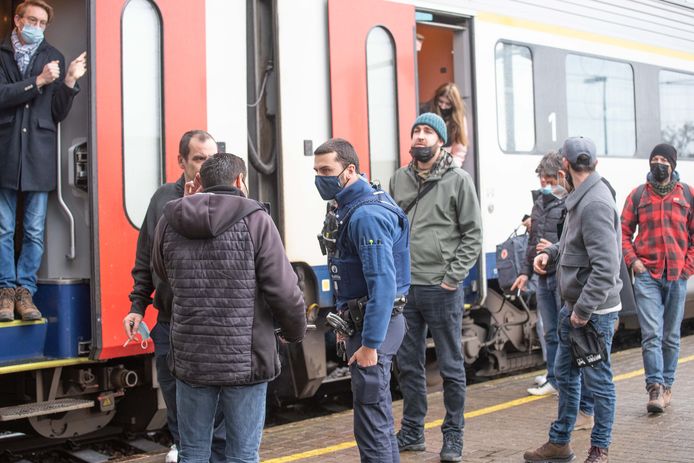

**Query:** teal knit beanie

left=411, top=112, right=447, bottom=145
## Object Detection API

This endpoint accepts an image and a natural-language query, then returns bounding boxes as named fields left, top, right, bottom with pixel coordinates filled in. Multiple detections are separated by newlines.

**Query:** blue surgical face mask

left=20, top=24, right=44, bottom=44
left=123, top=320, right=150, bottom=349
left=315, top=166, right=348, bottom=201
left=540, top=185, right=553, bottom=195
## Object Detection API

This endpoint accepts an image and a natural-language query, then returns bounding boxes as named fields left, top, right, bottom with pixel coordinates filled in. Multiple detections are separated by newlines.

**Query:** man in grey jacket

left=524, top=137, right=622, bottom=463
left=390, top=113, right=482, bottom=462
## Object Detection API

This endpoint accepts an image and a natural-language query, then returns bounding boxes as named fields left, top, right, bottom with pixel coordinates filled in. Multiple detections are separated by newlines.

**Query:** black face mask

left=410, top=145, right=437, bottom=163
left=439, top=107, right=453, bottom=118
left=650, top=163, right=670, bottom=183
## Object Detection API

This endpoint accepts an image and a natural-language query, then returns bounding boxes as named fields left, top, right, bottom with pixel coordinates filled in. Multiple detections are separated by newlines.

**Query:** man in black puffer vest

left=152, top=153, right=307, bottom=463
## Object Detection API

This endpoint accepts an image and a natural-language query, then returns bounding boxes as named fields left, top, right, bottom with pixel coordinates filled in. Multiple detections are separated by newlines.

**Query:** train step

left=0, top=398, right=94, bottom=421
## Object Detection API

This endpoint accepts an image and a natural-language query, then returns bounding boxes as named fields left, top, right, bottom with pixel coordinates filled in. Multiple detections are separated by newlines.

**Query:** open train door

left=328, top=0, right=417, bottom=184
left=91, top=0, right=207, bottom=360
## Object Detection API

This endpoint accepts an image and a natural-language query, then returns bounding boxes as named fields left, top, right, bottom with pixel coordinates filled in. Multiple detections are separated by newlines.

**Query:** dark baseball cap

left=562, top=137, right=597, bottom=165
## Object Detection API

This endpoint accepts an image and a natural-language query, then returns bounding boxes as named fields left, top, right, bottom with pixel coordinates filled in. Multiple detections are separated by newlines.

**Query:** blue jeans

left=176, top=379, right=267, bottom=463
left=537, top=275, right=594, bottom=415
left=633, top=272, right=687, bottom=388
left=397, top=285, right=465, bottom=437
left=0, top=189, right=48, bottom=294
left=346, top=314, right=405, bottom=463
left=549, top=306, right=618, bottom=449
left=152, top=323, right=226, bottom=462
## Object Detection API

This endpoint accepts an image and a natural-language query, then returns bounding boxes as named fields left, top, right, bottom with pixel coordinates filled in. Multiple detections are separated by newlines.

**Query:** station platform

left=260, top=334, right=694, bottom=463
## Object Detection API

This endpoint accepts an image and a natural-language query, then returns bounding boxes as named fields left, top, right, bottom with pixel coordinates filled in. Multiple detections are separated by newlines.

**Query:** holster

left=344, top=295, right=407, bottom=333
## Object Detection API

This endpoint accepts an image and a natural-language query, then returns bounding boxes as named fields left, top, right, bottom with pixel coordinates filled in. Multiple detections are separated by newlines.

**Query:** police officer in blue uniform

left=314, top=138, right=410, bottom=463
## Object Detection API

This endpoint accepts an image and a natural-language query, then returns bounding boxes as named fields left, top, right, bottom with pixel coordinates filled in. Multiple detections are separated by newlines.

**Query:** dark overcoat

left=0, top=35, right=79, bottom=192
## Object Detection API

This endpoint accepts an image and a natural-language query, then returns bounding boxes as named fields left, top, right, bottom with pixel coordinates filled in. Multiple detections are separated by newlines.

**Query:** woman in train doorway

left=421, top=82, right=468, bottom=166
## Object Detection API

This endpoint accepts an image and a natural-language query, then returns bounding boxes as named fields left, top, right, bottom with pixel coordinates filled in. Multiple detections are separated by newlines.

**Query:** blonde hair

left=433, top=83, right=467, bottom=147
left=15, top=0, right=54, bottom=24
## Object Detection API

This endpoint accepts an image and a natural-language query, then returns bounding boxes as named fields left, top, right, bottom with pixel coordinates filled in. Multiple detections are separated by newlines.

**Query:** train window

left=121, top=0, right=164, bottom=228
left=659, top=70, right=694, bottom=158
left=366, top=26, right=399, bottom=187
left=495, top=42, right=535, bottom=152
left=565, top=55, right=635, bottom=157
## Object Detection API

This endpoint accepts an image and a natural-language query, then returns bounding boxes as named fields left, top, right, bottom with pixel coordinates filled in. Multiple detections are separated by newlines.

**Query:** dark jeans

left=151, top=322, right=226, bottom=462
left=549, top=306, right=618, bottom=449
left=397, top=285, right=465, bottom=437
left=176, top=380, right=267, bottom=463
left=633, top=272, right=687, bottom=388
left=536, top=275, right=594, bottom=415
left=346, top=314, right=405, bottom=463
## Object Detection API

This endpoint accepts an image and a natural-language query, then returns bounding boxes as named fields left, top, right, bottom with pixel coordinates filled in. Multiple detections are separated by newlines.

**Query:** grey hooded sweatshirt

left=152, top=187, right=306, bottom=386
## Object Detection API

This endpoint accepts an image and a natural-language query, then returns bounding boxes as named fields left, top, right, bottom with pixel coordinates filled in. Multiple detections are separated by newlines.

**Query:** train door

left=91, top=0, right=207, bottom=360
left=415, top=12, right=477, bottom=178
left=327, top=0, right=416, bottom=188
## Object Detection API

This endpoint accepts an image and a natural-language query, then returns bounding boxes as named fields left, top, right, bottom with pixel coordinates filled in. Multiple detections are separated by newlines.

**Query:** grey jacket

left=545, top=172, right=622, bottom=320
left=152, top=187, right=306, bottom=386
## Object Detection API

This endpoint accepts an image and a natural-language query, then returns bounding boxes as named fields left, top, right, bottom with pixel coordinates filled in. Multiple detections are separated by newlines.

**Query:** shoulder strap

left=403, top=181, right=436, bottom=215
left=681, top=182, right=693, bottom=208
left=631, top=184, right=647, bottom=218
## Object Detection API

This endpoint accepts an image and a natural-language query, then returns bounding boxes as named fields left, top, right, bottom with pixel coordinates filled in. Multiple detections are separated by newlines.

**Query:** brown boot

left=0, top=287, right=15, bottom=322
left=584, top=446, right=608, bottom=463
left=663, top=386, right=672, bottom=408
left=14, top=287, right=42, bottom=321
left=647, top=383, right=664, bottom=413
left=523, top=441, right=575, bottom=462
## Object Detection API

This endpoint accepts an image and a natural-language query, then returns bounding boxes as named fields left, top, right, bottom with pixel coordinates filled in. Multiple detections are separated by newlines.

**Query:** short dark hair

left=179, top=130, right=215, bottom=160
left=15, top=0, right=53, bottom=23
left=536, top=150, right=563, bottom=178
left=569, top=154, right=597, bottom=173
left=200, top=153, right=247, bottom=190
left=314, top=138, right=360, bottom=173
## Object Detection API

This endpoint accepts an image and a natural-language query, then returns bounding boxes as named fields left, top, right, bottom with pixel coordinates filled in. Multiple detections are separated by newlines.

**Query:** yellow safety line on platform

left=263, top=354, right=694, bottom=463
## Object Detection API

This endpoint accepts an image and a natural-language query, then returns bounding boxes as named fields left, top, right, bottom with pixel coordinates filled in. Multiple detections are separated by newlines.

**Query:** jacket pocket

left=36, top=118, right=56, bottom=132
left=559, top=252, right=590, bottom=301
left=0, top=115, right=14, bottom=128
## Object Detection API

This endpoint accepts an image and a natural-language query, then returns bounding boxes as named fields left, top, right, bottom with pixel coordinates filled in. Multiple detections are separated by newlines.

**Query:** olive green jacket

left=389, top=152, right=482, bottom=287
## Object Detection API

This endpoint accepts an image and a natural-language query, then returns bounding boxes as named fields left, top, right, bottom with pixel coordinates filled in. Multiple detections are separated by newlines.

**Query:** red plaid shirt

left=621, top=182, right=694, bottom=281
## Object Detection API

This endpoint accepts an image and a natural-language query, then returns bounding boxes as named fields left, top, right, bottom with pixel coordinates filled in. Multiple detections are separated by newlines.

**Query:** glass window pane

left=565, top=54, right=635, bottom=156
left=122, top=0, right=163, bottom=227
left=366, top=27, right=398, bottom=187
left=495, top=42, right=535, bottom=152
left=659, top=70, right=694, bottom=159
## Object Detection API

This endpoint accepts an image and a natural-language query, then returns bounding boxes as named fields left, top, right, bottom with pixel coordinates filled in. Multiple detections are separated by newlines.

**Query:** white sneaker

left=165, top=444, right=178, bottom=463
left=533, top=374, right=547, bottom=386
left=527, top=381, right=558, bottom=396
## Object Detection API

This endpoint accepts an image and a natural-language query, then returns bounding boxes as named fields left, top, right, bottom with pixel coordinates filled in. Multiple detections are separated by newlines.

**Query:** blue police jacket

left=330, top=177, right=410, bottom=349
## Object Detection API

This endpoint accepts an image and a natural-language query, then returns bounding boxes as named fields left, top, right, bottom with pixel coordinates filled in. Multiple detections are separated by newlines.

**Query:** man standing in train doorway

left=526, top=137, right=622, bottom=463
left=390, top=113, right=482, bottom=462
left=0, top=0, right=86, bottom=322
left=314, top=138, right=410, bottom=462
left=621, top=143, right=694, bottom=414
left=122, top=131, right=227, bottom=463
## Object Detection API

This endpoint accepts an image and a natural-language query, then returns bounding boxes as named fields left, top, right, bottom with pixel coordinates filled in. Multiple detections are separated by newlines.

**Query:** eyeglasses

left=23, top=15, right=48, bottom=28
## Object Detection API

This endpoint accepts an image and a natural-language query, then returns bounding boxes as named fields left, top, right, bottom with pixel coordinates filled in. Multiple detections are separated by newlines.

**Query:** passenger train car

left=1, top=0, right=693, bottom=439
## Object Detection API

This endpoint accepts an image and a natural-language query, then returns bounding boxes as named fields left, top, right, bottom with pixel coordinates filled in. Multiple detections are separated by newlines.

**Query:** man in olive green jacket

left=390, top=113, right=482, bottom=462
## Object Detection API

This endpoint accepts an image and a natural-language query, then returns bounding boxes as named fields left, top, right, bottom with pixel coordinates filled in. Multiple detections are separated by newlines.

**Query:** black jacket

left=0, top=36, right=79, bottom=191
left=522, top=193, right=565, bottom=276
left=152, top=187, right=306, bottom=386
left=128, top=176, right=185, bottom=323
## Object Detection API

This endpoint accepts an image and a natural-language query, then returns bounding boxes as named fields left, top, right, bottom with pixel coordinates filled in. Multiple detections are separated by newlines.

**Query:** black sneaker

left=396, top=427, right=425, bottom=452
left=440, top=433, right=463, bottom=462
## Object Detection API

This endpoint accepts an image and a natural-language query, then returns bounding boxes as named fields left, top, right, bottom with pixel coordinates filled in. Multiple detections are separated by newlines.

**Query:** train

left=1, top=0, right=694, bottom=441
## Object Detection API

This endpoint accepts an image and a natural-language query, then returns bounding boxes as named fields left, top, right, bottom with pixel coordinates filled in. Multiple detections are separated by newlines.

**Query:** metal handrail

left=55, top=122, right=76, bottom=260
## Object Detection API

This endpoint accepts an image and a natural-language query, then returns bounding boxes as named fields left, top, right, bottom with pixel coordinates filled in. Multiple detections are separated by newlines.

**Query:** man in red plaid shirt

left=621, top=143, right=694, bottom=414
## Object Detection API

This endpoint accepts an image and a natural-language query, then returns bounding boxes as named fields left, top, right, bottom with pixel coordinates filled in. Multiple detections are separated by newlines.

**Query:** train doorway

left=415, top=12, right=477, bottom=179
